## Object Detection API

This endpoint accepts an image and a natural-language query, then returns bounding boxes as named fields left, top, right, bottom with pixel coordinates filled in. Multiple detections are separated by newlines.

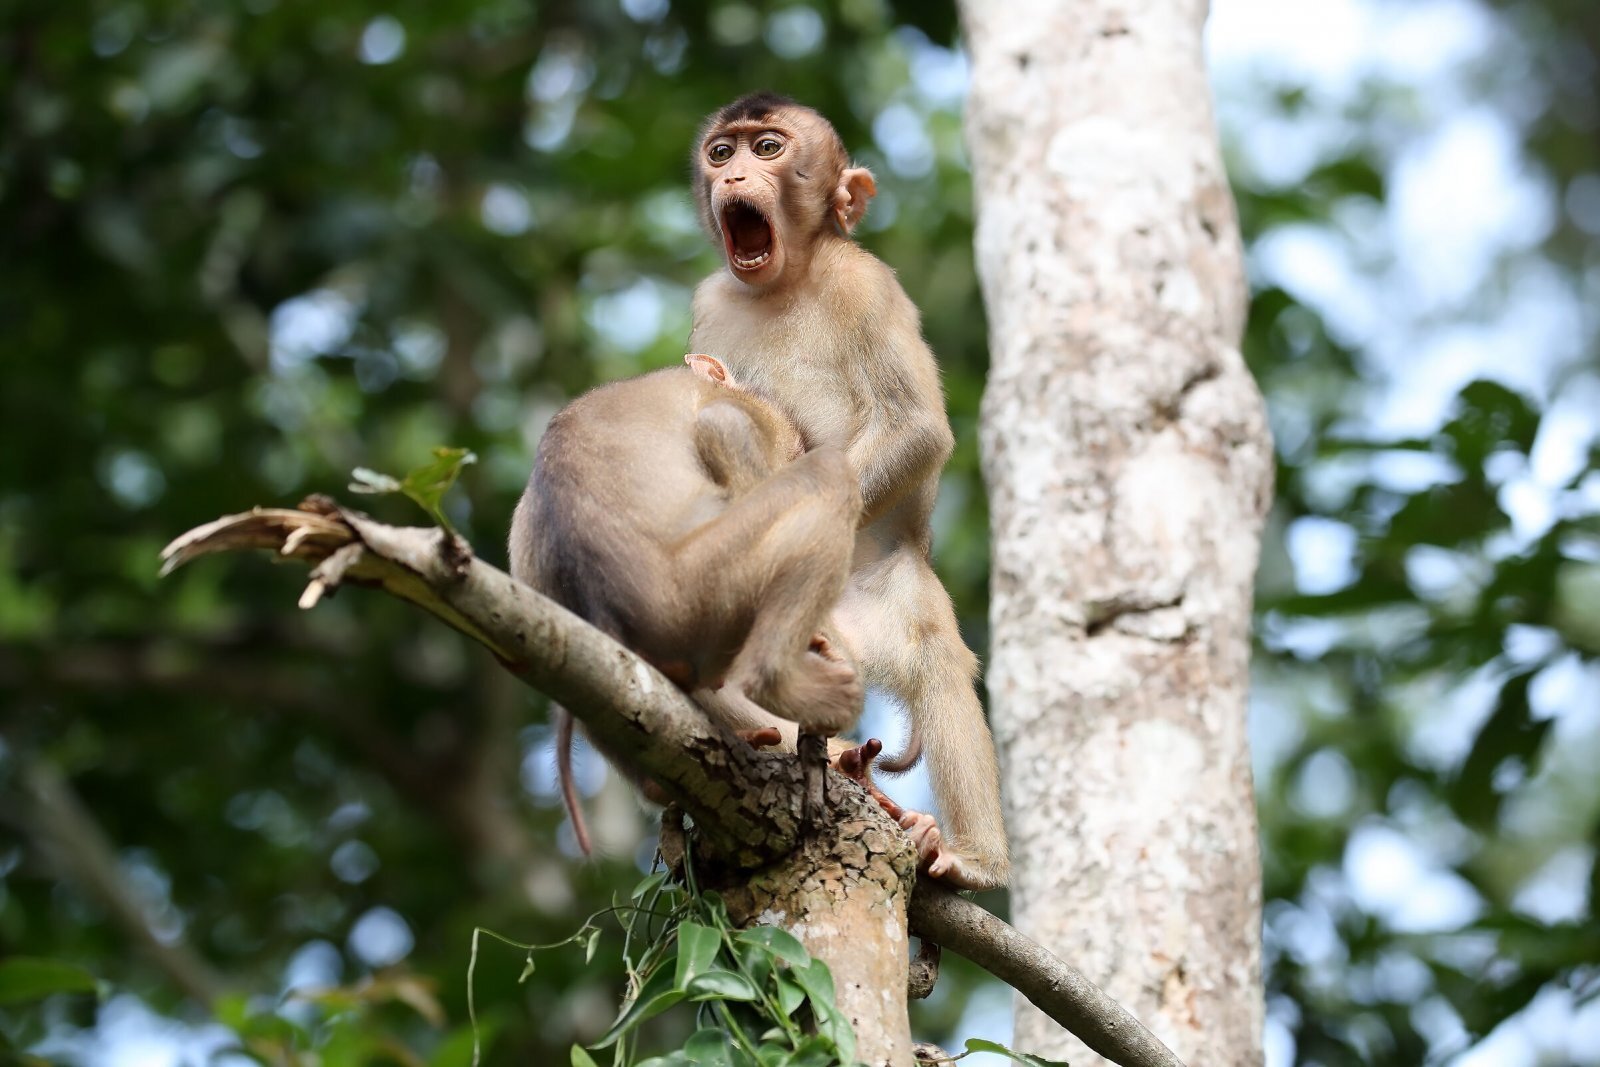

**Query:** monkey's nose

left=725, top=175, right=745, bottom=183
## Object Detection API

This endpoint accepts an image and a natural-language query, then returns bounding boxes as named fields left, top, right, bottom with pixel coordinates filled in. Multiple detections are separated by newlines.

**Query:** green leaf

left=632, top=870, right=671, bottom=901
left=1444, top=380, right=1540, bottom=468
left=347, top=447, right=477, bottom=529
left=698, top=892, right=730, bottom=929
left=398, top=446, right=477, bottom=525
left=638, top=1055, right=696, bottom=1067
left=686, top=970, right=761, bottom=1002
left=0, top=958, right=100, bottom=1004
left=754, top=1044, right=792, bottom=1067
left=1450, top=671, right=1551, bottom=828
left=740, top=949, right=773, bottom=999
left=684, top=1028, right=734, bottom=1066
left=774, top=975, right=805, bottom=1016
left=518, top=954, right=536, bottom=983
left=734, top=926, right=810, bottom=967
left=593, top=967, right=685, bottom=1049
left=570, top=1046, right=601, bottom=1067
left=675, top=922, right=722, bottom=990
left=964, top=1038, right=1072, bottom=1067
left=789, top=959, right=836, bottom=1016
left=780, top=1037, right=840, bottom=1067
left=789, top=960, right=851, bottom=1064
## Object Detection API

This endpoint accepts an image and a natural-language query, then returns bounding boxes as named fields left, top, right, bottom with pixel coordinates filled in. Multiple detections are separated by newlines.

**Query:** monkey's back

left=509, top=365, right=795, bottom=656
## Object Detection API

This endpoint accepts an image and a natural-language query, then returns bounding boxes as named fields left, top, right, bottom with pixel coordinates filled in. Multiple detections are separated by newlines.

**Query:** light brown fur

left=687, top=94, right=1010, bottom=889
left=509, top=356, right=864, bottom=850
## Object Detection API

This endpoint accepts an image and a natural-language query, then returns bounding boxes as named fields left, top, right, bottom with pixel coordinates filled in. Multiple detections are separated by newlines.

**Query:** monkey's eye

left=707, top=143, right=734, bottom=163
left=752, top=137, right=784, bottom=159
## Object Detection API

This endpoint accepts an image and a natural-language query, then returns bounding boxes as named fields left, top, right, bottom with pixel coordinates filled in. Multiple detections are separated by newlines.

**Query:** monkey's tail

left=876, top=725, right=924, bottom=774
left=554, top=705, right=593, bottom=855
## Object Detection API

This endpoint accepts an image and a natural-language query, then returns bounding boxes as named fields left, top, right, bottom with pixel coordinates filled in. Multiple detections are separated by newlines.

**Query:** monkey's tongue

left=723, top=204, right=773, bottom=269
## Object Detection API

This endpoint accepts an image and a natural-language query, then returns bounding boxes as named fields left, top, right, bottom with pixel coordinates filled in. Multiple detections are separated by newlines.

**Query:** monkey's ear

left=685, top=352, right=730, bottom=384
left=833, top=166, right=877, bottom=235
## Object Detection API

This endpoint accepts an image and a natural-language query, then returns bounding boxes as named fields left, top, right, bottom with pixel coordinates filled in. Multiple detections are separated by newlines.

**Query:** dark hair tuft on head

left=715, top=91, right=799, bottom=126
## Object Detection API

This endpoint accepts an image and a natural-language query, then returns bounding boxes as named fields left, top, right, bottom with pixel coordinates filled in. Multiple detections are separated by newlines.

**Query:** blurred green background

left=3, top=0, right=1599, bottom=1064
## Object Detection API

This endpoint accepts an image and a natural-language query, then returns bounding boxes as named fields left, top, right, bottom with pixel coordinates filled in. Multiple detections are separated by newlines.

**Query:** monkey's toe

left=831, top=737, right=882, bottom=782
left=736, top=727, right=784, bottom=749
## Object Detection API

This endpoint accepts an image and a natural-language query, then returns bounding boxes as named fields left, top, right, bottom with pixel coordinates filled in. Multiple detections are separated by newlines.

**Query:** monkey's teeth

left=734, top=250, right=771, bottom=269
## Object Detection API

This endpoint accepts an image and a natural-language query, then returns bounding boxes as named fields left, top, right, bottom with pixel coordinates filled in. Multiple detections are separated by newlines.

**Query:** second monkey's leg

left=673, top=418, right=863, bottom=738
left=839, top=547, right=1010, bottom=890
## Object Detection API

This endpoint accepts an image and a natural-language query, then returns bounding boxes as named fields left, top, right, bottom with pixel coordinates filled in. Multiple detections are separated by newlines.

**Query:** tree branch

left=909, top=886, right=1184, bottom=1067
left=161, top=498, right=1188, bottom=1067
left=161, top=498, right=802, bottom=863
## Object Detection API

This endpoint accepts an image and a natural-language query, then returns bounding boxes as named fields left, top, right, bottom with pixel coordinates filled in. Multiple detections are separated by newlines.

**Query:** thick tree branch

left=160, top=499, right=1188, bottom=1067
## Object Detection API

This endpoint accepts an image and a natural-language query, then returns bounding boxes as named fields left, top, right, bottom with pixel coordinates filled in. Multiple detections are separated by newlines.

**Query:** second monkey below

left=686, top=93, right=1010, bottom=890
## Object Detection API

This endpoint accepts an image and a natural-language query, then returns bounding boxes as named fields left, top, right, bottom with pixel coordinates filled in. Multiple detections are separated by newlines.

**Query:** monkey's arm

left=847, top=334, right=955, bottom=526
left=848, top=410, right=953, bottom=525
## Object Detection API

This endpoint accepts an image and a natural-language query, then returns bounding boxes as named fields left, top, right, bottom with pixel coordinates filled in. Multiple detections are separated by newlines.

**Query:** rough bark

left=160, top=500, right=1189, bottom=1067
left=960, top=2, right=1273, bottom=1064
left=715, top=787, right=920, bottom=1064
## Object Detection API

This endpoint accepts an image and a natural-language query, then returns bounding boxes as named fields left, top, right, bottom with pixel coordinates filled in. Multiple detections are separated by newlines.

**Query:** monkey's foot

left=864, top=788, right=999, bottom=890
left=736, top=727, right=784, bottom=749
left=830, top=738, right=882, bottom=783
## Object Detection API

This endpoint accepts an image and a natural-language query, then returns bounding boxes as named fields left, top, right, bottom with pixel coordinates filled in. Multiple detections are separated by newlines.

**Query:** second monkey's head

left=694, top=93, right=877, bottom=290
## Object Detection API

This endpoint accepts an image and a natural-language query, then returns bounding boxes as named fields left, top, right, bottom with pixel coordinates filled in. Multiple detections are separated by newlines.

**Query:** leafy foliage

left=0, top=1, right=991, bottom=1060
left=469, top=867, right=858, bottom=1067
left=3, top=0, right=1599, bottom=1063
left=350, top=446, right=478, bottom=530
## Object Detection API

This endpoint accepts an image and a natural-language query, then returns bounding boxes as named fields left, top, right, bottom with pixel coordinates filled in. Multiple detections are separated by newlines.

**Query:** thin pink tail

left=876, top=725, right=923, bottom=775
left=554, top=706, right=592, bottom=855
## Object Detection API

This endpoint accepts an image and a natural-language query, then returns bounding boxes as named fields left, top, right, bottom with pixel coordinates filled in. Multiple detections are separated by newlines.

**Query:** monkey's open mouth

left=721, top=202, right=774, bottom=272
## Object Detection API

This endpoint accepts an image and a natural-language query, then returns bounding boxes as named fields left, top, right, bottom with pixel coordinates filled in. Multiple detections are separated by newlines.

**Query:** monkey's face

left=698, top=109, right=837, bottom=289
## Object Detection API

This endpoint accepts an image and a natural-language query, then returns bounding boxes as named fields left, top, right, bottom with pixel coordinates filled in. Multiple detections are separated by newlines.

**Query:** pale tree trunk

left=960, top=2, right=1273, bottom=1065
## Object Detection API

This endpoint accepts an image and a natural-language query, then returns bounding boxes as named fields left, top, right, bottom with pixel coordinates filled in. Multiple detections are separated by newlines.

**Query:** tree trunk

left=713, top=799, right=917, bottom=1066
left=960, top=2, right=1273, bottom=1065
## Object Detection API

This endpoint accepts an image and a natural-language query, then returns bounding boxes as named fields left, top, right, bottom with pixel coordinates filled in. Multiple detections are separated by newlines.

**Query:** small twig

left=797, top=732, right=827, bottom=826
left=907, top=938, right=941, bottom=1000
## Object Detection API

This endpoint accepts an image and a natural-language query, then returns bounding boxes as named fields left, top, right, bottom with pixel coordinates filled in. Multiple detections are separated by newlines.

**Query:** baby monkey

left=687, top=93, right=1010, bottom=889
left=509, top=354, right=863, bottom=851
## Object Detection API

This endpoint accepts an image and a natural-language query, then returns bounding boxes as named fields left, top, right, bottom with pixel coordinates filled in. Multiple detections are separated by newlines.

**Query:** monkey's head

left=695, top=93, right=876, bottom=290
